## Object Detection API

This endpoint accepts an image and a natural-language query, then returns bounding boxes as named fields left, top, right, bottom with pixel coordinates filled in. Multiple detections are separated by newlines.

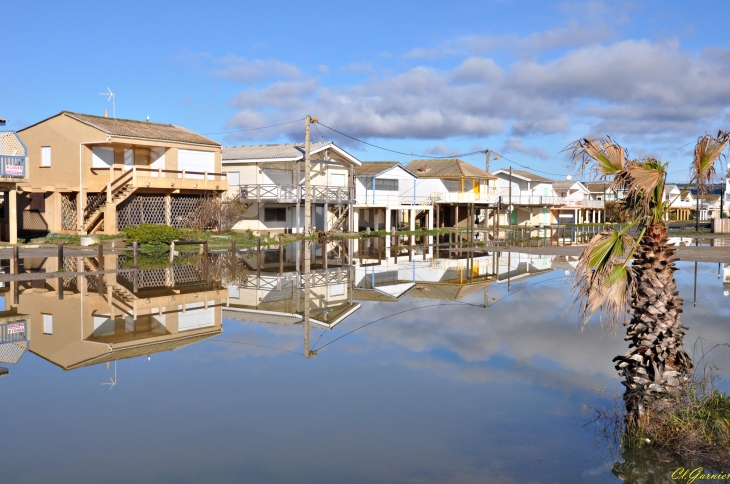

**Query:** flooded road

left=1, top=240, right=729, bottom=483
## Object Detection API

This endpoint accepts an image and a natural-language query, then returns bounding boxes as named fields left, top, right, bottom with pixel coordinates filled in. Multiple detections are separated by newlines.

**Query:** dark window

left=375, top=179, right=398, bottom=191
left=264, top=208, right=286, bottom=222
left=30, top=193, right=45, bottom=212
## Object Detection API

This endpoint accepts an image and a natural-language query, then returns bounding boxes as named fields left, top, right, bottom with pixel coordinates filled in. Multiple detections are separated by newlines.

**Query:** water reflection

left=2, top=237, right=730, bottom=482
left=0, top=253, right=225, bottom=372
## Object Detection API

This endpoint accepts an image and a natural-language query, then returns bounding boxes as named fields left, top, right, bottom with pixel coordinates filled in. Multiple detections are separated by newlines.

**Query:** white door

left=123, top=149, right=134, bottom=171
left=178, top=149, right=214, bottom=180
left=150, top=147, right=166, bottom=177
left=263, top=169, right=292, bottom=186
left=330, top=173, right=346, bottom=187
left=92, top=146, right=114, bottom=168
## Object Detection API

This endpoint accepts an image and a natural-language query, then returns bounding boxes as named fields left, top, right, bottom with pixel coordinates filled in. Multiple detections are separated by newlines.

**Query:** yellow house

left=17, top=111, right=227, bottom=235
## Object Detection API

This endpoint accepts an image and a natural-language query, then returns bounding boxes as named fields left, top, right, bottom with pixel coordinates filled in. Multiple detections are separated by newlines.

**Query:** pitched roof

left=697, top=194, right=721, bottom=201
left=493, top=169, right=553, bottom=183
left=584, top=182, right=613, bottom=193
left=65, top=331, right=220, bottom=370
left=355, top=161, right=400, bottom=176
left=223, top=141, right=360, bottom=165
left=665, top=184, right=679, bottom=192
left=404, top=159, right=496, bottom=179
left=24, top=111, right=220, bottom=146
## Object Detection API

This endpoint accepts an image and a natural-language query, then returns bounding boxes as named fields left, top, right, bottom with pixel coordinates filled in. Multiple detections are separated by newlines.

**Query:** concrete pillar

left=103, top=203, right=118, bottom=235
left=77, top=191, right=84, bottom=234
left=353, top=208, right=360, bottom=232
left=8, top=187, right=17, bottom=244
left=409, top=209, right=415, bottom=246
left=165, top=194, right=172, bottom=225
left=384, top=207, right=391, bottom=233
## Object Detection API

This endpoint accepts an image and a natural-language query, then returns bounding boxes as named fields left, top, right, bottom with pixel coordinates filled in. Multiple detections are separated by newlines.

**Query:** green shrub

left=122, top=224, right=201, bottom=245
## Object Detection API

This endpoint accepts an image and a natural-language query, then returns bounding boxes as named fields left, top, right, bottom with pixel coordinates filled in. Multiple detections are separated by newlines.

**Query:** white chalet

left=222, top=141, right=360, bottom=234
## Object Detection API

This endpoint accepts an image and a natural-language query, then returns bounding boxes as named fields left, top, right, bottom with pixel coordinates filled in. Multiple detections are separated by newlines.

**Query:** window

left=264, top=208, right=286, bottom=222
left=29, top=193, right=45, bottom=212
left=375, top=179, right=398, bottom=191
left=43, top=314, right=53, bottom=334
left=227, top=172, right=240, bottom=186
left=41, top=146, right=51, bottom=167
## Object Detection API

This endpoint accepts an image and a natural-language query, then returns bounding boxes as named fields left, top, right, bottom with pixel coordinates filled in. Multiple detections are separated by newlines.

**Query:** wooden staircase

left=84, top=170, right=136, bottom=234
left=329, top=203, right=349, bottom=232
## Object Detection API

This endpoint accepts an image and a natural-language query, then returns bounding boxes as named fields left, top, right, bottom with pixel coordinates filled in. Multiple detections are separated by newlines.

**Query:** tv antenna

left=99, top=87, right=116, bottom=118
left=102, top=360, right=117, bottom=391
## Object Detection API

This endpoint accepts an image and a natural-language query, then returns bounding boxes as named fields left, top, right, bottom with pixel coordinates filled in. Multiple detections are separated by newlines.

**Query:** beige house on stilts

left=17, top=111, right=227, bottom=235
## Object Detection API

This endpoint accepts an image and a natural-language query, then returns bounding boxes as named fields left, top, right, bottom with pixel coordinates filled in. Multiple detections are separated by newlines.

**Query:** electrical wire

left=202, top=118, right=305, bottom=135
left=209, top=339, right=303, bottom=356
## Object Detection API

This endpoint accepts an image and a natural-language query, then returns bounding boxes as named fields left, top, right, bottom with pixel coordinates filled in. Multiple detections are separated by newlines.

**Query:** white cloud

left=220, top=36, right=730, bottom=147
left=211, top=55, right=301, bottom=84
left=502, top=138, right=549, bottom=160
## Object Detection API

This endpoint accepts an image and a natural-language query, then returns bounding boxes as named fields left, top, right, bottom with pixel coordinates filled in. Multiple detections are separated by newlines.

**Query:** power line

left=202, top=118, right=305, bottom=135
left=316, top=121, right=570, bottom=178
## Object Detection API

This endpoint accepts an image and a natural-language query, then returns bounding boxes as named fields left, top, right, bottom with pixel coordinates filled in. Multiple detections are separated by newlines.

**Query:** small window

left=29, top=193, right=45, bottom=212
left=43, top=314, right=53, bottom=334
left=264, top=208, right=286, bottom=222
left=41, top=146, right=51, bottom=167
left=227, top=172, right=240, bottom=186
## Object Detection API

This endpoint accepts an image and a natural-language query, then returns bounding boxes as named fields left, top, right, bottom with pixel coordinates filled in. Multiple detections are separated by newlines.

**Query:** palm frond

left=563, top=136, right=628, bottom=178
left=691, top=131, right=730, bottom=195
left=626, top=161, right=666, bottom=218
left=572, top=227, right=637, bottom=330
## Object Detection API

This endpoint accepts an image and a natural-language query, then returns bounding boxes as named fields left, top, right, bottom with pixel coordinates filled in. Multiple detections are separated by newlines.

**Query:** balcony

left=0, top=131, right=28, bottom=181
left=90, top=166, right=228, bottom=192
left=500, top=195, right=565, bottom=206
left=240, top=184, right=355, bottom=204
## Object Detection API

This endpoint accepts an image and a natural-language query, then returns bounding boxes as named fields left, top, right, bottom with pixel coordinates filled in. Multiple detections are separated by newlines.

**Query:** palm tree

left=565, top=132, right=730, bottom=426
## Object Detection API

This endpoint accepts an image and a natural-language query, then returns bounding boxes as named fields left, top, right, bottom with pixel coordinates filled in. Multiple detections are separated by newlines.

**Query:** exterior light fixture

left=567, top=174, right=572, bottom=180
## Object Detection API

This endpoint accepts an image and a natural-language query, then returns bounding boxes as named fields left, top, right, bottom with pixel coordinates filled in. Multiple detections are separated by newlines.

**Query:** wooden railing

left=240, top=184, right=354, bottom=203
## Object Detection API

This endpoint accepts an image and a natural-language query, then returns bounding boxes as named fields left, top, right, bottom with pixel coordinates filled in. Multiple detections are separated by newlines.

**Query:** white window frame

left=43, top=314, right=53, bottom=334
left=41, top=146, right=51, bottom=167
left=227, top=172, right=240, bottom=186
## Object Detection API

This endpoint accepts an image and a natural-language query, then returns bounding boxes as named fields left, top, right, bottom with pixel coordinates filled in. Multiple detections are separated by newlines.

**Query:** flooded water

left=1, top=240, right=730, bottom=483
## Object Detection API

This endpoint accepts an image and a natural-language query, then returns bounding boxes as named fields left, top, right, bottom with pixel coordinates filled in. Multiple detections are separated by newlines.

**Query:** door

left=511, top=208, right=518, bottom=225
left=178, top=149, right=214, bottom=180
left=473, top=180, right=480, bottom=194
left=149, top=147, right=165, bottom=177
left=91, top=146, right=114, bottom=168
left=123, top=149, right=134, bottom=171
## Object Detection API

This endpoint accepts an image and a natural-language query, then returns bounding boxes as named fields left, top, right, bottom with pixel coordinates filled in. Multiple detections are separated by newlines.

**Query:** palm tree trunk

left=613, top=222, right=693, bottom=425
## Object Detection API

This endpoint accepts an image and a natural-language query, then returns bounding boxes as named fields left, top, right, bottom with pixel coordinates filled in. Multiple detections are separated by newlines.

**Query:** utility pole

left=303, top=115, right=316, bottom=358
left=508, top=166, right=513, bottom=228
left=485, top=149, right=490, bottom=173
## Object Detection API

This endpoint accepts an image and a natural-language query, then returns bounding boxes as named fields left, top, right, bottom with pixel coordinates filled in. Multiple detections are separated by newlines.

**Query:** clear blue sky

left=4, top=0, right=729, bottom=180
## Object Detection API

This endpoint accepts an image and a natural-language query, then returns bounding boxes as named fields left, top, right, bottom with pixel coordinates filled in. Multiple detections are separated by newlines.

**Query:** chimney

left=420, top=164, right=425, bottom=173
left=104, top=109, right=108, bottom=118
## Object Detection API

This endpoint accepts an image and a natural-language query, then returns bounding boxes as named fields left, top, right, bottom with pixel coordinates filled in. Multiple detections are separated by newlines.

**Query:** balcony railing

left=240, top=184, right=354, bottom=203
left=563, top=199, right=605, bottom=208
left=90, top=166, right=228, bottom=191
left=0, top=155, right=26, bottom=178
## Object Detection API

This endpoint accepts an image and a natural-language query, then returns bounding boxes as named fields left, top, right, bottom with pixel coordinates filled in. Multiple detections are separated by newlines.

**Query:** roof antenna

left=99, top=87, right=116, bottom=119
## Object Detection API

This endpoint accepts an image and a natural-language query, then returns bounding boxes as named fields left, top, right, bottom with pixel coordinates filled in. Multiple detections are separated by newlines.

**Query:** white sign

left=5, top=165, right=24, bottom=176
left=7, top=323, right=25, bottom=334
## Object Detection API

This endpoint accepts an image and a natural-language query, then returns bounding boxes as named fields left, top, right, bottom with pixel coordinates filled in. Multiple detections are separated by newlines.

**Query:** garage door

left=178, top=149, right=215, bottom=180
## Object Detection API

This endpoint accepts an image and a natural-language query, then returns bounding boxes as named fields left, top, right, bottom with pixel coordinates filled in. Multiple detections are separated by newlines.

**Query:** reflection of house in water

left=352, top=236, right=567, bottom=302
left=225, top=240, right=359, bottom=329
left=0, top=309, right=31, bottom=374
left=7, top=254, right=225, bottom=370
